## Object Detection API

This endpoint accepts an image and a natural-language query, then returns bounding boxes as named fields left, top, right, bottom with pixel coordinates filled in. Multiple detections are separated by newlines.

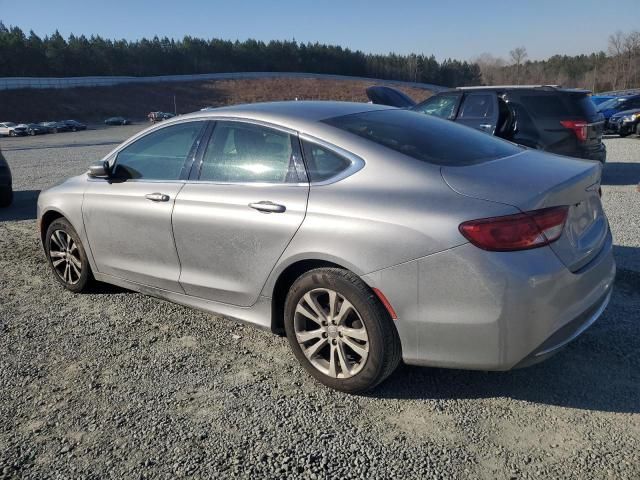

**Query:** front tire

left=284, top=268, right=401, bottom=393
left=44, top=218, right=93, bottom=293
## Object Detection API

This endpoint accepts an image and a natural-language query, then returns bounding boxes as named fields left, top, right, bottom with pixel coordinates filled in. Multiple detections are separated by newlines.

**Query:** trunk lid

left=365, top=86, right=417, bottom=108
left=442, top=149, right=608, bottom=271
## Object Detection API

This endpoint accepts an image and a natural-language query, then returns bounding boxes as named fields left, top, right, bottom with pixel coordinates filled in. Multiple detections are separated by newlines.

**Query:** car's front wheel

left=45, top=218, right=93, bottom=293
left=284, top=268, right=401, bottom=393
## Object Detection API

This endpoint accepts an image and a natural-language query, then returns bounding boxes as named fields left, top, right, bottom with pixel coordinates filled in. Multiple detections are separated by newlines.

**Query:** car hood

left=611, top=108, right=640, bottom=119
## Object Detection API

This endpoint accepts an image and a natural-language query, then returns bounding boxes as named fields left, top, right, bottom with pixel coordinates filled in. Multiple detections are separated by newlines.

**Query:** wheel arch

left=269, top=258, right=354, bottom=335
left=39, top=208, right=66, bottom=245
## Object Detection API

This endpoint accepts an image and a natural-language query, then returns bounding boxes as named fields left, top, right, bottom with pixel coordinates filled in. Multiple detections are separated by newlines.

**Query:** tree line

left=475, top=30, right=640, bottom=92
left=0, top=23, right=481, bottom=87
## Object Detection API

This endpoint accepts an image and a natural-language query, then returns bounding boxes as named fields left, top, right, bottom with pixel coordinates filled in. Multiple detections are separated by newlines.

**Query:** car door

left=455, top=92, right=499, bottom=134
left=83, top=120, right=206, bottom=291
left=172, top=120, right=309, bottom=307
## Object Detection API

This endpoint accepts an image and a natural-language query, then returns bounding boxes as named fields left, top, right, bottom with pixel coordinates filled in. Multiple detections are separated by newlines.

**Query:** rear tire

left=9, top=131, right=15, bottom=137
left=636, top=124, right=640, bottom=137
left=284, top=268, right=401, bottom=393
left=0, top=187, right=12, bottom=207
left=44, top=218, right=93, bottom=293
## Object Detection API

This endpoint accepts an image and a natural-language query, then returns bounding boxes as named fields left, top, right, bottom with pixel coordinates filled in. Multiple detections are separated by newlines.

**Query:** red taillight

left=459, top=206, right=569, bottom=252
left=560, top=120, right=588, bottom=142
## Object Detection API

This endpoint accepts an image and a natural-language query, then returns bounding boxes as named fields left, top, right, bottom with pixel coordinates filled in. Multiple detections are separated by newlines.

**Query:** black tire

left=9, top=131, right=15, bottom=137
left=0, top=187, right=12, bottom=207
left=636, top=123, right=640, bottom=137
left=71, top=127, right=77, bottom=132
left=44, top=218, right=93, bottom=293
left=284, top=268, right=401, bottom=393
left=619, top=131, right=631, bottom=138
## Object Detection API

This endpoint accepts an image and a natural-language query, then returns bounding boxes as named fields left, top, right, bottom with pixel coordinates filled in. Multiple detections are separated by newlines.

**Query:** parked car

left=590, top=95, right=616, bottom=106
left=39, top=121, right=70, bottom=133
left=105, top=116, right=131, bottom=126
left=0, top=147, right=12, bottom=207
left=147, top=111, right=175, bottom=123
left=62, top=120, right=87, bottom=132
left=38, top=102, right=615, bottom=393
left=0, top=122, right=28, bottom=137
left=608, top=108, right=640, bottom=137
left=367, top=85, right=607, bottom=162
left=18, top=123, right=48, bottom=136
left=597, top=94, right=640, bottom=129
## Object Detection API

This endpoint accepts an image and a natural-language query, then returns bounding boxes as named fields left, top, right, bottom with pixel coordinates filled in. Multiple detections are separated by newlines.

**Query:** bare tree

left=608, top=31, right=625, bottom=90
left=473, top=53, right=506, bottom=84
left=509, top=47, right=528, bottom=84
left=623, top=30, right=640, bottom=89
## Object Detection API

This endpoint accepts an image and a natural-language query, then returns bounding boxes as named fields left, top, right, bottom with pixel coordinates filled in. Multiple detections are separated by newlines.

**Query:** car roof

left=450, top=85, right=591, bottom=94
left=186, top=101, right=395, bottom=131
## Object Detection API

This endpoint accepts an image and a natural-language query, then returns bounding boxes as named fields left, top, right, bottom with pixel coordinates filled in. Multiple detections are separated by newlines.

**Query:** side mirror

left=88, top=160, right=111, bottom=179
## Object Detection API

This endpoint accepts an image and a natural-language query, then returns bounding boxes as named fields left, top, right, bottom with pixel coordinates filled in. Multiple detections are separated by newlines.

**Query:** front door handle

left=479, top=124, right=493, bottom=129
left=249, top=201, right=286, bottom=213
left=145, top=192, right=170, bottom=202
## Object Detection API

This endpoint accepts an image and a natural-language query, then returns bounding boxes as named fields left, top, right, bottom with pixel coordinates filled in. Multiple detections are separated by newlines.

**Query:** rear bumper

left=363, top=229, right=616, bottom=370
left=579, top=143, right=606, bottom=162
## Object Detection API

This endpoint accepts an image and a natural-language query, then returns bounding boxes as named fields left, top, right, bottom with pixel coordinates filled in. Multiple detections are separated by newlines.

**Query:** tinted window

left=459, top=94, right=495, bottom=119
left=520, top=95, right=566, bottom=118
left=413, top=94, right=460, bottom=119
left=114, top=122, right=204, bottom=180
left=302, top=142, right=351, bottom=182
left=199, top=122, right=299, bottom=183
left=324, top=109, right=522, bottom=166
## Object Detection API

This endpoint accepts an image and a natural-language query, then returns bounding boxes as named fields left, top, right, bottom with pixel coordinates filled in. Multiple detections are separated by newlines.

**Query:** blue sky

left=1, top=0, right=638, bottom=61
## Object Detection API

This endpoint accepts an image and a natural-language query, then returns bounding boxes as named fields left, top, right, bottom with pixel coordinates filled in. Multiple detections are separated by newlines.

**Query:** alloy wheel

left=293, top=288, right=370, bottom=379
left=49, top=229, right=82, bottom=285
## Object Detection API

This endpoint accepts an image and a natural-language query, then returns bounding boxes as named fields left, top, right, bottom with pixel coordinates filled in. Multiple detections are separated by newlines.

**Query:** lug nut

left=332, top=339, right=337, bottom=345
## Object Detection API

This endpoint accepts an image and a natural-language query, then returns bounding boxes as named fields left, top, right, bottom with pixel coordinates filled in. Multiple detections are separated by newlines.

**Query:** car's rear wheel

left=9, top=131, right=15, bottom=137
left=284, top=268, right=401, bottom=393
left=636, top=123, right=640, bottom=137
left=45, top=218, right=93, bottom=293
left=0, top=186, right=12, bottom=207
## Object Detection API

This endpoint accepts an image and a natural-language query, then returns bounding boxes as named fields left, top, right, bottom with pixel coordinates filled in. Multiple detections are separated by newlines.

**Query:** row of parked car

left=0, top=119, right=87, bottom=137
left=591, top=92, right=640, bottom=137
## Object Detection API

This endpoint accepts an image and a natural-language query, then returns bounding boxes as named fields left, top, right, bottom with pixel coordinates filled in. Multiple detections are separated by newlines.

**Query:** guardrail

left=0, top=72, right=446, bottom=92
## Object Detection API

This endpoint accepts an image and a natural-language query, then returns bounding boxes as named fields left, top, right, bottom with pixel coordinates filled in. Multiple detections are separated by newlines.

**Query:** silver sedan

left=37, top=102, right=615, bottom=392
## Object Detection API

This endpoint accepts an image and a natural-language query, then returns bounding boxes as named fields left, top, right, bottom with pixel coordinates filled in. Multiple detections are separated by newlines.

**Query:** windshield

left=4, top=122, right=16, bottom=127
left=323, top=109, right=522, bottom=166
left=412, top=94, right=461, bottom=119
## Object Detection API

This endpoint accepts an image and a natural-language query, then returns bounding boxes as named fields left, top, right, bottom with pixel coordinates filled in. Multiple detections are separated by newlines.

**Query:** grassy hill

left=0, top=77, right=432, bottom=123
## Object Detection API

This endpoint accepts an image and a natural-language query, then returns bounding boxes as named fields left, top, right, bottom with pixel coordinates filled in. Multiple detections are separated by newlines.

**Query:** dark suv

left=367, top=85, right=606, bottom=162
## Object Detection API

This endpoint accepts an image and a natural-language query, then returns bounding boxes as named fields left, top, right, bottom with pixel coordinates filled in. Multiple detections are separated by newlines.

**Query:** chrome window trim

left=298, top=133, right=365, bottom=186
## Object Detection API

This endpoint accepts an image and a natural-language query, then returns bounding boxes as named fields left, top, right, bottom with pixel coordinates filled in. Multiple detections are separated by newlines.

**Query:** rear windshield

left=323, top=109, right=522, bottom=166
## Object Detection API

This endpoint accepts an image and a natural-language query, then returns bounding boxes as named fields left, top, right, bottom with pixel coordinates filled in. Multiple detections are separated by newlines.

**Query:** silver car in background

left=37, top=102, right=615, bottom=392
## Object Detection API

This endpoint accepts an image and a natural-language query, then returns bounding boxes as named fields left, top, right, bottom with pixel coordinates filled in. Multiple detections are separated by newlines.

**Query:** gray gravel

left=1, top=128, right=639, bottom=479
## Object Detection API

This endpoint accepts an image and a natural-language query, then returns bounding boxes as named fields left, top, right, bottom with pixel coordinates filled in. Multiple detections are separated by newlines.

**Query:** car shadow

left=0, top=189, right=40, bottom=222
left=602, top=162, right=640, bottom=186
left=367, top=268, right=640, bottom=414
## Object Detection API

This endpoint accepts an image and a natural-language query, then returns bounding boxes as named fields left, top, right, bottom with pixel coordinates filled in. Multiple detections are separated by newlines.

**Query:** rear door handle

left=479, top=124, right=493, bottom=129
left=145, top=192, right=170, bottom=202
left=249, top=201, right=286, bottom=213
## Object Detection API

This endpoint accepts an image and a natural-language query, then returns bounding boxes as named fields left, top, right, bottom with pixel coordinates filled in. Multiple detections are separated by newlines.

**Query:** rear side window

left=114, top=121, right=205, bottom=180
left=302, top=142, right=351, bottom=182
left=520, top=93, right=597, bottom=119
left=323, top=109, right=522, bottom=166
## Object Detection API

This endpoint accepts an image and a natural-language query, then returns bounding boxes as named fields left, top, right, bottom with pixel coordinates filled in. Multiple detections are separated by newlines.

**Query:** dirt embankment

left=0, top=78, right=432, bottom=123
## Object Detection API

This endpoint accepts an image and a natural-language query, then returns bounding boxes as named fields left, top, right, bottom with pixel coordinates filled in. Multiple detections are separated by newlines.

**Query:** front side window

left=412, top=94, right=461, bottom=119
left=459, top=94, right=495, bottom=119
left=302, top=142, right=351, bottom=182
left=199, top=122, right=299, bottom=183
left=113, top=121, right=204, bottom=180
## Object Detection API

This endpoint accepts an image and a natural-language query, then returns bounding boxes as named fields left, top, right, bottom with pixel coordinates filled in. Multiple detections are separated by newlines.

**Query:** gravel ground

left=0, top=128, right=639, bottom=479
